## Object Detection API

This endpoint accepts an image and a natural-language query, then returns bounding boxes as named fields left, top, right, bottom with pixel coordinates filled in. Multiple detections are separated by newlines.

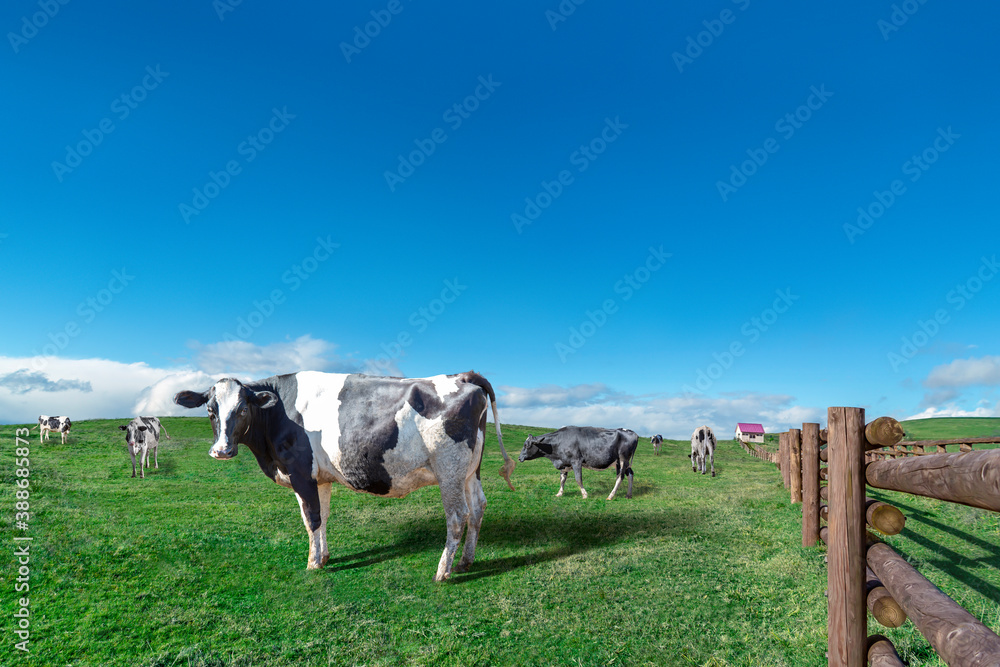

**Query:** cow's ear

left=174, top=390, right=209, bottom=408
left=251, top=390, right=278, bottom=410
left=119, top=425, right=128, bottom=431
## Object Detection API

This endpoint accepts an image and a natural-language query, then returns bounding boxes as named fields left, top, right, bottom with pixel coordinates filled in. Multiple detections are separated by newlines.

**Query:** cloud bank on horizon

left=3, top=341, right=997, bottom=439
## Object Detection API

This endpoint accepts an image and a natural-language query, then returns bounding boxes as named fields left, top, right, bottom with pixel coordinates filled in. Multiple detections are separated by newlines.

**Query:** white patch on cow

left=379, top=403, right=444, bottom=497
left=429, top=374, right=461, bottom=398
left=211, top=379, right=244, bottom=457
left=293, top=371, right=350, bottom=485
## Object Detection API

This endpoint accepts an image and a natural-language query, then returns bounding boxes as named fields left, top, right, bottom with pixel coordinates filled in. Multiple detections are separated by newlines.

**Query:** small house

left=736, top=422, right=765, bottom=444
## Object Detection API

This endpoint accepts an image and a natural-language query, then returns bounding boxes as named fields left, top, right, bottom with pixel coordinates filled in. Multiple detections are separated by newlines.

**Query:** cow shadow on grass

left=324, top=504, right=694, bottom=581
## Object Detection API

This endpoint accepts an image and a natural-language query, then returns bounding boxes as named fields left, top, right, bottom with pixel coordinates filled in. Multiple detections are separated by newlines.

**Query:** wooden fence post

left=827, top=407, right=867, bottom=667
left=780, top=432, right=790, bottom=489
left=802, top=423, right=820, bottom=547
left=789, top=428, right=802, bottom=504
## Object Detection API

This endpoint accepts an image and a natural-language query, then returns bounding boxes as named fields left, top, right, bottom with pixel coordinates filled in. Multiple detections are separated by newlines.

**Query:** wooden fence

left=745, top=410, right=1000, bottom=666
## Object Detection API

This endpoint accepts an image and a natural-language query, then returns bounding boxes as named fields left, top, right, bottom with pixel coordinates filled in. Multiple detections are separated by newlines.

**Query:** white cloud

left=0, top=335, right=386, bottom=424
left=498, top=383, right=623, bottom=408
left=192, top=334, right=352, bottom=376
left=0, top=369, right=92, bottom=394
left=496, top=383, right=822, bottom=440
left=0, top=356, right=178, bottom=423
left=924, top=355, right=1000, bottom=388
left=132, top=370, right=237, bottom=417
left=904, top=402, right=998, bottom=420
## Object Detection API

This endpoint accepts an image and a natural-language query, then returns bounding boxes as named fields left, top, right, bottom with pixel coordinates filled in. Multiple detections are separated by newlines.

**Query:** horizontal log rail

left=866, top=500, right=905, bottom=536
left=866, top=448, right=1000, bottom=512
left=867, top=635, right=905, bottom=667
left=868, top=542, right=1000, bottom=665
left=866, top=567, right=907, bottom=628
left=865, top=417, right=905, bottom=450
left=899, top=436, right=1000, bottom=448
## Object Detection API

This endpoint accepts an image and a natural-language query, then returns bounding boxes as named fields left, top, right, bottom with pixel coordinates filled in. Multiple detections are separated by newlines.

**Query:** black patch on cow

left=443, top=387, right=485, bottom=451
left=336, top=375, right=406, bottom=496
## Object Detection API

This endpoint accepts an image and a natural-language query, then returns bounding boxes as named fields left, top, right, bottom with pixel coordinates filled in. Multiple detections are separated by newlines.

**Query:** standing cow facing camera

left=651, top=434, right=663, bottom=455
left=690, top=425, right=716, bottom=476
left=119, top=417, right=169, bottom=478
left=518, top=426, right=638, bottom=500
left=173, top=370, right=516, bottom=580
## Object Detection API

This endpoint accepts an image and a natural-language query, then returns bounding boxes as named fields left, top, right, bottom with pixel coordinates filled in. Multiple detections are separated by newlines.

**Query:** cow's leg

left=435, top=477, right=470, bottom=582
left=130, top=448, right=137, bottom=478
left=691, top=451, right=697, bottom=472
left=292, top=480, right=324, bottom=570
left=607, top=471, right=624, bottom=500
left=153, top=444, right=158, bottom=469
left=627, top=465, right=634, bottom=498
left=710, top=448, right=716, bottom=477
left=556, top=469, right=569, bottom=497
left=316, top=483, right=332, bottom=566
left=455, top=476, right=486, bottom=573
left=572, top=463, right=587, bottom=499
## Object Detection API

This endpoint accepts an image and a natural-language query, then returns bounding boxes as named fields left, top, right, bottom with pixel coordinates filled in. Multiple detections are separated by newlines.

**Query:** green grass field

left=2, top=417, right=997, bottom=666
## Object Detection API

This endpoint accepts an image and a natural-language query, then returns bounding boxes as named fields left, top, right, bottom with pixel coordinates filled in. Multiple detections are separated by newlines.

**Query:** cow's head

left=518, top=435, right=551, bottom=463
left=173, top=378, right=277, bottom=460
left=118, top=421, right=147, bottom=450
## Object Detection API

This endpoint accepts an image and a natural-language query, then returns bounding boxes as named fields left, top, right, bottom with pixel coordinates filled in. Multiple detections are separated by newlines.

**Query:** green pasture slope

left=1, top=417, right=997, bottom=666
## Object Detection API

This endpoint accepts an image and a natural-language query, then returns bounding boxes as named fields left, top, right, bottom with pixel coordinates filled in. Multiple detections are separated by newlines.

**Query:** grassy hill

left=899, top=417, right=1000, bottom=440
left=1, top=417, right=996, bottom=666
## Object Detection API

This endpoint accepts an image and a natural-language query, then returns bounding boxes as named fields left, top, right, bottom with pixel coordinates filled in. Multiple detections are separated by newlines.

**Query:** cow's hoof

left=555, top=491, right=563, bottom=497
left=434, top=572, right=450, bottom=583
left=581, top=492, right=588, bottom=499
left=711, top=472, right=716, bottom=477
left=306, top=561, right=323, bottom=570
left=453, top=561, right=470, bottom=574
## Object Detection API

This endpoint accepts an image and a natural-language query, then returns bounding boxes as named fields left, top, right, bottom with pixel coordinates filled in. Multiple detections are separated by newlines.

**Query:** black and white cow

left=517, top=426, right=638, bottom=500
left=690, top=425, right=716, bottom=477
left=34, top=415, right=71, bottom=444
left=118, top=417, right=170, bottom=478
left=651, top=434, right=663, bottom=456
left=173, top=371, right=516, bottom=580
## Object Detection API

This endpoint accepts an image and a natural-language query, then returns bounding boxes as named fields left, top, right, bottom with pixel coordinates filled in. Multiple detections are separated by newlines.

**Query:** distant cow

left=118, top=417, right=170, bottom=478
left=690, top=425, right=716, bottom=476
left=174, top=371, right=516, bottom=580
left=518, top=426, right=638, bottom=500
left=34, top=415, right=71, bottom=444
left=651, top=434, right=663, bottom=455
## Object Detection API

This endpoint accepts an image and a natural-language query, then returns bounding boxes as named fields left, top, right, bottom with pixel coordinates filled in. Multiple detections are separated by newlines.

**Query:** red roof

left=737, top=423, right=765, bottom=434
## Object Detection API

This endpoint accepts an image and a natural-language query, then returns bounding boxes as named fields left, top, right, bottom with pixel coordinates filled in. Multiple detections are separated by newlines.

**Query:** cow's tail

left=160, top=423, right=171, bottom=439
left=465, top=371, right=516, bottom=491
left=29, top=425, right=38, bottom=431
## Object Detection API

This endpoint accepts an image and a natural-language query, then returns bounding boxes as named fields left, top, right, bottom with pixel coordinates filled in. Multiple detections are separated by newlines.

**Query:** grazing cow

left=518, top=426, right=638, bottom=500
left=173, top=370, right=516, bottom=580
left=651, top=434, right=663, bottom=456
left=118, top=417, right=170, bottom=478
left=34, top=415, right=71, bottom=444
left=690, top=425, right=716, bottom=476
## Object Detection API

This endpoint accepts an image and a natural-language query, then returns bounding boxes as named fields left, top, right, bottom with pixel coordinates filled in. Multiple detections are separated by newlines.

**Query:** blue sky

left=2, top=1, right=998, bottom=437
